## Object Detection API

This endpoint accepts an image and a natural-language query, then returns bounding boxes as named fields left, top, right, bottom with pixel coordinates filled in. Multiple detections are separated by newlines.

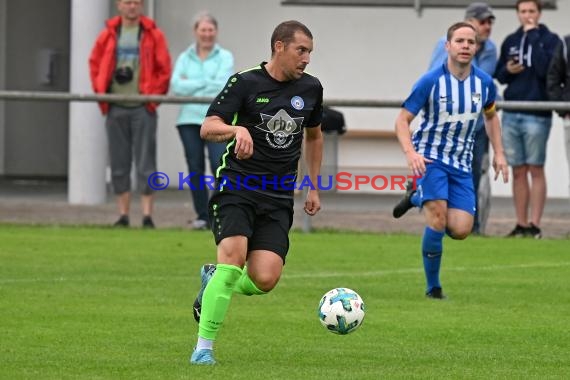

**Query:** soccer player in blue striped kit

left=393, top=22, right=509, bottom=299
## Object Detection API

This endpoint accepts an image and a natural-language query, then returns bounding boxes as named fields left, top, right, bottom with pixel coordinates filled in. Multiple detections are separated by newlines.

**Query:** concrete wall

left=153, top=0, right=570, bottom=198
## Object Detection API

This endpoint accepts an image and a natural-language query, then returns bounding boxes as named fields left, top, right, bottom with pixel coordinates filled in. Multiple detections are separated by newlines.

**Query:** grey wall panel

left=4, top=0, right=70, bottom=176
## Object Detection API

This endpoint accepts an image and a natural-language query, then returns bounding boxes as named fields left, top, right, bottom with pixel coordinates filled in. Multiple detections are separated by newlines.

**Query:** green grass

left=1, top=225, right=569, bottom=379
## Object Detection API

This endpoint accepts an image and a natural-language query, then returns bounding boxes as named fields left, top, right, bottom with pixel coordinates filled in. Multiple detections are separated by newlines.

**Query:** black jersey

left=206, top=62, right=323, bottom=200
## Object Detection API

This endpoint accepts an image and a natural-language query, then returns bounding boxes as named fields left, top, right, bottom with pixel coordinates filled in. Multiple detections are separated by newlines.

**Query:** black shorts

left=208, top=191, right=294, bottom=262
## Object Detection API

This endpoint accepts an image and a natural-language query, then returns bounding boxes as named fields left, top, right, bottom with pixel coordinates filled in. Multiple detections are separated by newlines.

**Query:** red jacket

left=89, top=16, right=171, bottom=114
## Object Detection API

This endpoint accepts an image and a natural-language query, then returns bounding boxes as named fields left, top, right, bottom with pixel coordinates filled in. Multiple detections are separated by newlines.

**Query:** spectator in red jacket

left=89, top=0, right=171, bottom=228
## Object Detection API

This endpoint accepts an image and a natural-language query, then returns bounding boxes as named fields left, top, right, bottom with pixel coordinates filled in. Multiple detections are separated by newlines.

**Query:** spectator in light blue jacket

left=170, top=11, right=234, bottom=230
left=427, top=2, right=498, bottom=235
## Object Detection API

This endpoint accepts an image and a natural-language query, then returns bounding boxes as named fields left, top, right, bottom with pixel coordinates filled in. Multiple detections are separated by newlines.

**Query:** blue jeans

left=177, top=124, right=226, bottom=221
left=471, top=126, right=489, bottom=233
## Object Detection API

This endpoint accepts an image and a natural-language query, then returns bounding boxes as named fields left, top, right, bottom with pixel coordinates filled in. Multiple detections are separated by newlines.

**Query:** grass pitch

left=1, top=225, right=569, bottom=379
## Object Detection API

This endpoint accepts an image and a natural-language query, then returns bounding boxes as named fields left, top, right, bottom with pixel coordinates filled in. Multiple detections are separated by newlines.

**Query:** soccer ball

left=318, top=287, right=365, bottom=335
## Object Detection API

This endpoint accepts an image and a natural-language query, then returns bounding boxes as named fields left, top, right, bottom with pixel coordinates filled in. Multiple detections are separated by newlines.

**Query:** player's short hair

left=446, top=21, right=478, bottom=43
left=270, top=20, right=313, bottom=55
left=192, top=10, right=218, bottom=30
left=516, top=0, right=542, bottom=12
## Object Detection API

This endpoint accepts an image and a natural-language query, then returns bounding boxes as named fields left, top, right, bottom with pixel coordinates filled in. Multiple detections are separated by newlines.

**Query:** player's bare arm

left=395, top=108, right=432, bottom=176
left=303, top=125, right=323, bottom=216
left=483, top=107, right=509, bottom=183
left=201, top=115, right=253, bottom=159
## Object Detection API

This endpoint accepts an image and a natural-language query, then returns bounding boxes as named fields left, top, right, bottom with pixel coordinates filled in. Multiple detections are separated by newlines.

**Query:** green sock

left=233, top=268, right=267, bottom=296
left=198, top=264, right=243, bottom=341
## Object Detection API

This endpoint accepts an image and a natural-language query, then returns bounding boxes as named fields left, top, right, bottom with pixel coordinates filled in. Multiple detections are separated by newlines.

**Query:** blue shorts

left=502, top=112, right=552, bottom=166
left=416, top=161, right=475, bottom=215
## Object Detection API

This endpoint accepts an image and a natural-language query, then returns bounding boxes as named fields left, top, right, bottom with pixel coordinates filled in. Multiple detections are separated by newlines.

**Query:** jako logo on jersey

left=442, top=111, right=479, bottom=124
left=291, top=96, right=304, bottom=110
left=256, top=97, right=270, bottom=103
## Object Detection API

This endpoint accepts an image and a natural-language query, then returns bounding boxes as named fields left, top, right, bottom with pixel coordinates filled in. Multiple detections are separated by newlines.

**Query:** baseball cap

left=465, top=2, right=495, bottom=21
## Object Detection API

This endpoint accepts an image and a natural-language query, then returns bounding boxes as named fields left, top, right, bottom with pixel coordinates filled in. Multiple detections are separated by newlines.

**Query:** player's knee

left=251, top=272, right=280, bottom=292
left=425, top=202, right=447, bottom=230
left=429, top=213, right=447, bottom=231
left=452, top=232, right=469, bottom=240
left=447, top=227, right=470, bottom=240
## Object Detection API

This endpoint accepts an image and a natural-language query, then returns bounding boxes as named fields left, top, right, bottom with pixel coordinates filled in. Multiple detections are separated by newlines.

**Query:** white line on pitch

left=282, top=261, right=570, bottom=279
left=1, top=262, right=569, bottom=284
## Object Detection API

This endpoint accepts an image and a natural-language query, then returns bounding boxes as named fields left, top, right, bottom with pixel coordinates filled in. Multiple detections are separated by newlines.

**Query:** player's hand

left=234, top=126, right=253, bottom=160
left=405, top=151, right=432, bottom=177
left=506, top=59, right=525, bottom=74
left=304, top=189, right=321, bottom=216
left=492, top=152, right=509, bottom=183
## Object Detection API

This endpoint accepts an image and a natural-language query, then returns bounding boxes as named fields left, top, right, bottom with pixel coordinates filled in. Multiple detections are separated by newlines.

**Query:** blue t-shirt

left=403, top=64, right=496, bottom=173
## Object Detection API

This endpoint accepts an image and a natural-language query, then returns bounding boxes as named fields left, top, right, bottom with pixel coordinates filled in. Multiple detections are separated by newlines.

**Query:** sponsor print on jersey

left=291, top=96, right=305, bottom=110
left=254, top=109, right=304, bottom=149
left=440, top=111, right=479, bottom=124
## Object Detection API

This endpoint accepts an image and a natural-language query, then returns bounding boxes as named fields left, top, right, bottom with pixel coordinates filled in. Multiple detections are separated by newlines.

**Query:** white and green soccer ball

left=318, top=287, right=365, bottom=335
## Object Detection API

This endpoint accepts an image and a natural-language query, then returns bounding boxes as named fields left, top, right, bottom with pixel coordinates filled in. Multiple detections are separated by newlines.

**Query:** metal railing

left=1, top=90, right=570, bottom=111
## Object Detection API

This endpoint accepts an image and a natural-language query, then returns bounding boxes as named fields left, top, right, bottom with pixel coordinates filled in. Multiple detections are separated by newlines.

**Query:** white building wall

left=154, top=0, right=569, bottom=198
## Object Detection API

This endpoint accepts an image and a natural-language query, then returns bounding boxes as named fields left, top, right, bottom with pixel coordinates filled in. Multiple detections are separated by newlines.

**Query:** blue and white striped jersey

left=402, top=64, right=496, bottom=172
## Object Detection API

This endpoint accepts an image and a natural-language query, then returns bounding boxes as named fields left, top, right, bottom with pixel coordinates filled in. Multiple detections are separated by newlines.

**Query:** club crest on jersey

left=291, top=96, right=305, bottom=110
left=254, top=109, right=304, bottom=149
left=472, top=93, right=481, bottom=105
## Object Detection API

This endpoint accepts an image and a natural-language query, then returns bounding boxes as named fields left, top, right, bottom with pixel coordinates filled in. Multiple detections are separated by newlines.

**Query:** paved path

left=1, top=179, right=569, bottom=238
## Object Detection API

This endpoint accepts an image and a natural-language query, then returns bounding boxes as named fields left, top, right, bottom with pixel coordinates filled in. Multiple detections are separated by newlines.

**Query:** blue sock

left=422, top=226, right=445, bottom=292
left=411, top=191, right=421, bottom=207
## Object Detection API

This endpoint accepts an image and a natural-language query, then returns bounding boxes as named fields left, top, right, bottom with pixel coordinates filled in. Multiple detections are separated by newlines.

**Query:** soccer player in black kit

left=190, top=20, right=324, bottom=365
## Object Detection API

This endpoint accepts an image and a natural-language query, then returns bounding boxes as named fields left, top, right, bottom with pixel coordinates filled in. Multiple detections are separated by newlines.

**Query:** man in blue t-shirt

left=392, top=22, right=509, bottom=299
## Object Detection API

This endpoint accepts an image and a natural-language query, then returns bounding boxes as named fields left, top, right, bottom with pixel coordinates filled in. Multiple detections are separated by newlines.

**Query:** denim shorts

left=502, top=112, right=552, bottom=166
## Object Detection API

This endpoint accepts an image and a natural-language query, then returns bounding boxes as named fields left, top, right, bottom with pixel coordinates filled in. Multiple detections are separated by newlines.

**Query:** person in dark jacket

left=494, top=0, right=559, bottom=239
left=546, top=34, right=570, bottom=205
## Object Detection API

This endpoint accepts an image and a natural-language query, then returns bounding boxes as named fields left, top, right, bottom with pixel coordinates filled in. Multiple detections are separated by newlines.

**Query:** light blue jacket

left=170, top=43, right=234, bottom=125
